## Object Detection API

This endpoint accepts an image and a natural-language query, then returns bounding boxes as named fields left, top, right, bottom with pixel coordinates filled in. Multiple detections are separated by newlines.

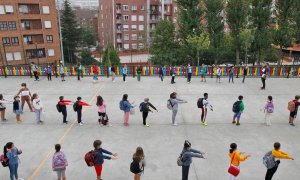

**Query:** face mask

left=16, top=98, right=20, bottom=101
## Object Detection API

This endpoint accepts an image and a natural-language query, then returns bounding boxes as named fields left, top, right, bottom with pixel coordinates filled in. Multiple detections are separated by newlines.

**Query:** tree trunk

left=277, top=45, right=283, bottom=65
left=236, top=48, right=240, bottom=65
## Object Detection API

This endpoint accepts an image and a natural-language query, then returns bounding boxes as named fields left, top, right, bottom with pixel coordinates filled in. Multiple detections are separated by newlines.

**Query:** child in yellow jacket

left=228, top=143, right=250, bottom=180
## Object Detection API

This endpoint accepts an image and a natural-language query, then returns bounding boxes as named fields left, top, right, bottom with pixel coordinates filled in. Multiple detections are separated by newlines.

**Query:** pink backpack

left=53, top=152, right=68, bottom=171
left=266, top=102, right=274, bottom=113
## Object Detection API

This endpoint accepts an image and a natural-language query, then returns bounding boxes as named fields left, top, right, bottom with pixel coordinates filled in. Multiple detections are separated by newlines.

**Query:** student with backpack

left=52, top=144, right=68, bottom=180
left=264, top=142, right=294, bottom=180
left=167, top=92, right=187, bottom=126
left=45, top=64, right=52, bottom=81
left=228, top=143, right=250, bottom=180
left=288, top=95, right=300, bottom=126
left=216, top=66, right=221, bottom=83
left=111, top=64, right=116, bottom=82
left=13, top=95, right=22, bottom=123
left=232, top=95, right=244, bottom=126
left=96, top=96, right=111, bottom=127
left=200, top=64, right=207, bottom=82
left=262, top=96, right=274, bottom=126
left=130, top=147, right=146, bottom=180
left=179, top=140, right=205, bottom=180
left=123, top=64, right=128, bottom=83
left=137, top=66, right=142, bottom=82
left=197, top=93, right=213, bottom=126
left=5, top=142, right=23, bottom=180
left=90, top=140, right=118, bottom=180
left=139, top=98, right=158, bottom=127
left=74, top=97, right=90, bottom=126
left=187, top=64, right=192, bottom=83
left=32, top=93, right=44, bottom=124
left=229, top=66, right=234, bottom=83
left=261, top=64, right=267, bottom=90
left=120, top=94, right=134, bottom=126
left=57, top=96, right=72, bottom=124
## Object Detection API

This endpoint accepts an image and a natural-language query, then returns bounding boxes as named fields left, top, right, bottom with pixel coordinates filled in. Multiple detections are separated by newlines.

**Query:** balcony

left=150, top=19, right=158, bottom=23
left=21, top=20, right=42, bottom=30
left=116, top=19, right=122, bottom=24
left=24, top=34, right=44, bottom=45
left=26, top=48, right=46, bottom=59
left=19, top=4, right=40, bottom=15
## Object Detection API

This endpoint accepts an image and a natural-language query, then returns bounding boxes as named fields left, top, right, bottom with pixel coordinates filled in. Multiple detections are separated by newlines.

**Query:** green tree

left=273, top=0, right=295, bottom=65
left=150, top=20, right=178, bottom=65
left=203, top=0, right=225, bottom=64
left=61, top=0, right=80, bottom=64
left=240, top=30, right=254, bottom=63
left=102, top=44, right=120, bottom=66
left=80, top=49, right=99, bottom=65
left=186, top=33, right=210, bottom=65
left=251, top=0, right=272, bottom=64
left=79, top=27, right=97, bottom=48
left=293, top=0, right=300, bottom=43
left=227, top=0, right=250, bottom=65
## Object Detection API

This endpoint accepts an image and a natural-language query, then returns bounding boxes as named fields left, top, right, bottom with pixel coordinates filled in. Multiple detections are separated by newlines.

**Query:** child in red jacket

left=58, top=96, right=72, bottom=124
left=75, top=97, right=90, bottom=125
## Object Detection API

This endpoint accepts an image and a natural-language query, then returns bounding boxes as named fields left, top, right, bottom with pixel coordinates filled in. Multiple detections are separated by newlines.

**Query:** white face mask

left=16, top=98, right=20, bottom=101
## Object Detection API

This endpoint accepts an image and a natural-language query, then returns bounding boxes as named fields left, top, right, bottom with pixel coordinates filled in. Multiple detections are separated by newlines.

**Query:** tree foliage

left=102, top=44, right=121, bottom=66
left=80, top=49, right=99, bottom=65
left=79, top=27, right=97, bottom=48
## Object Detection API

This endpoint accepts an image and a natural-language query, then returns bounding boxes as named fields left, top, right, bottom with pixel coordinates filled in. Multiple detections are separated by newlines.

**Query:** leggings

left=94, top=165, right=103, bottom=177
left=142, top=111, right=148, bottom=125
left=182, top=165, right=190, bottom=180
left=172, top=110, right=178, bottom=124
left=261, top=78, right=266, bottom=89
left=21, top=96, right=32, bottom=111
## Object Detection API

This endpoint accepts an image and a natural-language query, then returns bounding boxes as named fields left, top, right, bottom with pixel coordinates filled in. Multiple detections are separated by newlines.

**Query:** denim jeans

left=9, top=163, right=18, bottom=180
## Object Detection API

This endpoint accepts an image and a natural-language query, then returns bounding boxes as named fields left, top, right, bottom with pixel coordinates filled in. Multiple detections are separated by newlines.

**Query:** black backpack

left=130, top=159, right=143, bottom=174
left=73, top=102, right=78, bottom=112
left=232, top=101, right=241, bottom=113
left=139, top=102, right=145, bottom=112
left=56, top=102, right=62, bottom=113
left=197, top=98, right=204, bottom=108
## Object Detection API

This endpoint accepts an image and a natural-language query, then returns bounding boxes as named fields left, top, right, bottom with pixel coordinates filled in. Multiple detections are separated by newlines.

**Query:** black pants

left=187, top=73, right=192, bottom=82
left=160, top=74, right=164, bottom=81
left=123, top=74, right=126, bottom=81
left=47, top=73, right=51, bottom=81
left=171, top=76, right=175, bottom=83
left=182, top=165, right=190, bottom=180
left=77, top=109, right=82, bottom=123
left=33, top=71, right=39, bottom=80
left=261, top=77, right=266, bottom=89
left=61, top=108, right=67, bottom=123
left=142, top=111, right=148, bottom=125
left=77, top=73, right=80, bottom=80
left=265, top=165, right=278, bottom=180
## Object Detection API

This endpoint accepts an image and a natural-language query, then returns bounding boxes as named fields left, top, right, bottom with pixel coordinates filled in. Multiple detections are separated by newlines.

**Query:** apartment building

left=0, top=0, right=61, bottom=66
left=98, top=0, right=178, bottom=52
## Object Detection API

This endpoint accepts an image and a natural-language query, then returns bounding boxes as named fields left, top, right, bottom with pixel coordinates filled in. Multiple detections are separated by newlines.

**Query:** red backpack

left=84, top=150, right=96, bottom=167
left=288, top=100, right=296, bottom=112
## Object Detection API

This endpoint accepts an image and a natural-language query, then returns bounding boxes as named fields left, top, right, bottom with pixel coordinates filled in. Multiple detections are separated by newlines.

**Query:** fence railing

left=0, top=65, right=299, bottom=77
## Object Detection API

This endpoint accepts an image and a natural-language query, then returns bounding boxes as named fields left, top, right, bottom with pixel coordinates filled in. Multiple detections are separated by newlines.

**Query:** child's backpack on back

left=232, top=101, right=241, bottom=113
left=263, top=151, right=276, bottom=169
left=167, top=99, right=173, bottom=110
left=139, top=102, right=145, bottom=112
left=84, top=150, right=96, bottom=167
left=119, top=101, right=125, bottom=111
left=0, top=145, right=9, bottom=167
left=266, top=102, right=274, bottom=113
left=56, top=102, right=62, bottom=113
left=73, top=101, right=78, bottom=112
left=288, top=100, right=296, bottom=112
left=197, top=98, right=204, bottom=108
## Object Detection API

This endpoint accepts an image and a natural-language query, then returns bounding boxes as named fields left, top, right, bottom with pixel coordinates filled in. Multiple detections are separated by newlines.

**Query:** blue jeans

left=9, top=163, right=18, bottom=180
left=93, top=74, right=98, bottom=80
left=229, top=74, right=234, bottom=83
left=242, top=75, right=246, bottom=83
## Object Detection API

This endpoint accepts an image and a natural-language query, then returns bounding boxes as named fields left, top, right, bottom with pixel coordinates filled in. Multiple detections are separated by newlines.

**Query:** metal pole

left=56, top=0, right=65, bottom=65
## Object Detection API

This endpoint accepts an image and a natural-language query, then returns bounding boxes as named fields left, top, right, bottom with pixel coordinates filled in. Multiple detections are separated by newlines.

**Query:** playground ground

left=0, top=76, right=300, bottom=180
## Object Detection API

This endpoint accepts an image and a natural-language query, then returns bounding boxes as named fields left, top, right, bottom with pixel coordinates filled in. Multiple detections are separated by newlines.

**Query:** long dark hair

left=229, top=143, right=237, bottom=153
left=96, top=96, right=103, bottom=106
left=122, top=94, right=128, bottom=101
left=133, top=147, right=144, bottom=162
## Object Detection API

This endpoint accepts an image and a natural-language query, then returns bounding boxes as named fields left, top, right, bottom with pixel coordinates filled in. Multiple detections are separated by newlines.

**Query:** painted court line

left=28, top=84, right=105, bottom=180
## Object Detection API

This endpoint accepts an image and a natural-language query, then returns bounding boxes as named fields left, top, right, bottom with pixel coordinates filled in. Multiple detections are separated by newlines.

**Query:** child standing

left=32, top=93, right=44, bottom=124
left=16, top=83, right=33, bottom=112
left=120, top=94, right=134, bottom=126
left=139, top=98, right=158, bottom=127
left=123, top=65, right=128, bottom=83
left=13, top=96, right=22, bottom=123
left=200, top=64, right=207, bottom=82
left=58, top=96, right=72, bottom=124
left=52, top=144, right=68, bottom=180
left=130, top=147, right=146, bottom=180
left=228, top=143, right=250, bottom=180
left=216, top=66, right=221, bottom=83
left=168, top=92, right=187, bottom=126
left=5, top=142, right=23, bottom=180
left=74, top=97, right=90, bottom=125
left=0, top=94, right=10, bottom=121
left=96, top=96, right=111, bottom=127
left=46, top=65, right=52, bottom=81
left=288, top=95, right=300, bottom=126
left=232, top=95, right=244, bottom=126
left=229, top=66, right=234, bottom=83
left=263, top=96, right=274, bottom=126
left=198, top=93, right=213, bottom=126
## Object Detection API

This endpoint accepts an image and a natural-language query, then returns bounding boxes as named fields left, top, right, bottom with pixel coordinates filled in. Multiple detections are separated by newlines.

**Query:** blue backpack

left=263, top=151, right=276, bottom=169
left=119, top=101, right=125, bottom=111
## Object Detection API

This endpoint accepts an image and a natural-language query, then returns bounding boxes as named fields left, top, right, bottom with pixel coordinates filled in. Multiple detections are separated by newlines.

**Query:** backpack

left=119, top=101, right=125, bottom=111
left=139, top=102, right=145, bottom=112
left=56, top=103, right=62, bottom=113
left=73, top=102, right=78, bottom=112
left=266, top=102, right=274, bottom=113
left=288, top=100, right=296, bottom=112
left=167, top=99, right=174, bottom=110
left=197, top=98, right=204, bottom=108
left=263, top=151, right=276, bottom=169
left=232, top=101, right=241, bottom=113
left=53, top=152, right=67, bottom=171
left=1, top=145, right=9, bottom=167
left=130, top=159, right=143, bottom=174
left=84, top=150, right=96, bottom=167
left=177, top=154, right=184, bottom=166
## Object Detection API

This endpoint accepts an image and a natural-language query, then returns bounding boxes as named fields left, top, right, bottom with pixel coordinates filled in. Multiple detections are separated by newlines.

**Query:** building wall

left=0, top=0, right=61, bottom=65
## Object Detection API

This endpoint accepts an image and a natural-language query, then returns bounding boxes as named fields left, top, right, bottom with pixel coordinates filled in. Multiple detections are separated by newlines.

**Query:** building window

left=131, top=34, right=137, bottom=40
left=138, top=15, right=144, bottom=21
left=0, top=5, right=5, bottom=14
left=124, top=44, right=129, bottom=50
left=14, top=52, right=21, bottom=60
left=19, top=5, right=29, bottom=13
left=124, top=15, right=129, bottom=21
left=5, top=5, right=14, bottom=14
left=24, top=36, right=33, bottom=44
left=46, top=35, right=53, bottom=43
left=6, top=53, right=13, bottom=61
left=131, top=15, right=137, bottom=21
left=139, top=34, right=144, bottom=40
left=132, top=44, right=137, bottom=49
left=26, top=48, right=46, bottom=59
left=0, top=22, right=8, bottom=30
left=141, top=6, right=145, bottom=10
left=139, top=25, right=144, bottom=31
left=11, top=37, right=19, bottom=45
left=44, top=21, right=52, bottom=28
left=123, top=25, right=129, bottom=31
left=2, top=37, right=10, bottom=46
left=48, top=49, right=55, bottom=56
left=131, top=25, right=137, bottom=31
left=123, top=5, right=128, bottom=11
left=139, top=43, right=144, bottom=49
left=131, top=5, right=137, bottom=11
left=124, top=34, right=129, bottom=40
left=42, top=6, right=50, bottom=14
left=8, top=21, right=16, bottom=30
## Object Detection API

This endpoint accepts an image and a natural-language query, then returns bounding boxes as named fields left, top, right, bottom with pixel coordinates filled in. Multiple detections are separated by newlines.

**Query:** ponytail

left=229, top=143, right=237, bottom=153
